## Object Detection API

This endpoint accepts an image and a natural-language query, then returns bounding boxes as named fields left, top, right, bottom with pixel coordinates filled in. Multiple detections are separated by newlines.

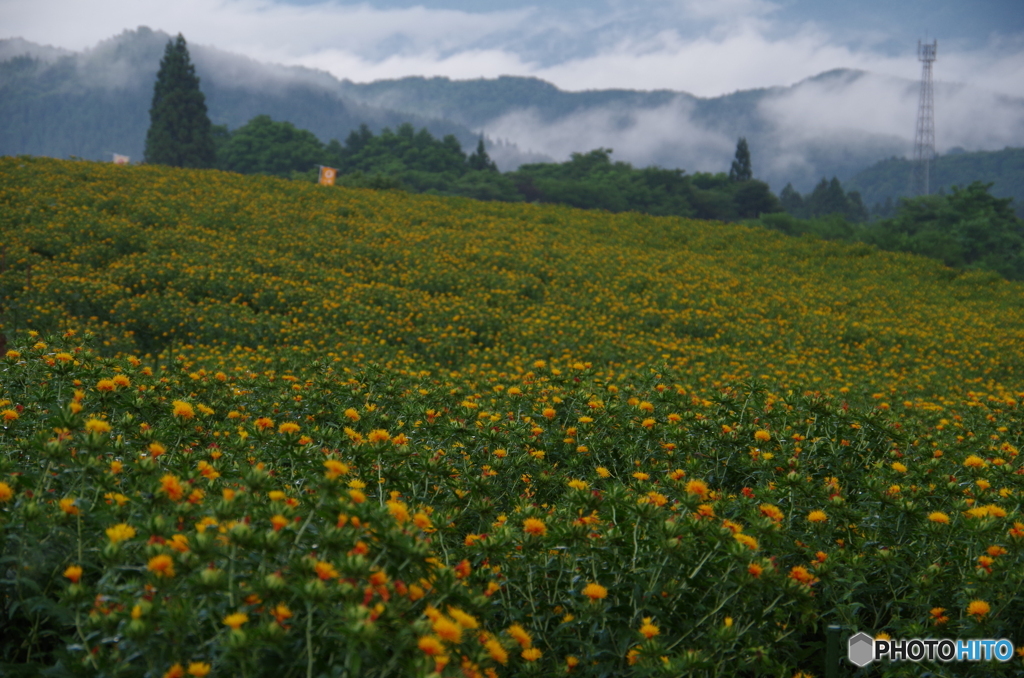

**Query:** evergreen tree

left=144, top=34, right=215, bottom=168
left=779, top=183, right=804, bottom=216
left=467, top=137, right=498, bottom=172
left=729, top=137, right=752, bottom=182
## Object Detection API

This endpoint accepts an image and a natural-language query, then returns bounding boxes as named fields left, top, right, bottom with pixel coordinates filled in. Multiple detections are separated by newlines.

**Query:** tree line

left=145, top=34, right=1024, bottom=281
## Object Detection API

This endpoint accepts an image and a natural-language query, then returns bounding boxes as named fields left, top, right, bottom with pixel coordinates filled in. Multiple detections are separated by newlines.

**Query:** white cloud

left=2, top=0, right=1023, bottom=100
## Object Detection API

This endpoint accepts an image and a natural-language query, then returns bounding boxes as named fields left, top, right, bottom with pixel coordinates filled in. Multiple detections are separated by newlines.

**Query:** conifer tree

left=144, top=34, right=215, bottom=168
left=729, top=137, right=752, bottom=182
left=467, top=136, right=498, bottom=172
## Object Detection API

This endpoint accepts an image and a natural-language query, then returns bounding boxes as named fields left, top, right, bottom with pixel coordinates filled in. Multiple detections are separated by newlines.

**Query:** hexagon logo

left=848, top=632, right=875, bottom=667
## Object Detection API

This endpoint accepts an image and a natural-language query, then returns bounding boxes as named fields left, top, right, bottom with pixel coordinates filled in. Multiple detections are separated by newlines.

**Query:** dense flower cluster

left=0, top=159, right=1022, bottom=677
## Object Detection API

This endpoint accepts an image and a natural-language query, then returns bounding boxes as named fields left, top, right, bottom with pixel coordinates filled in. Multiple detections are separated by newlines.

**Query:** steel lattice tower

left=910, top=40, right=937, bottom=196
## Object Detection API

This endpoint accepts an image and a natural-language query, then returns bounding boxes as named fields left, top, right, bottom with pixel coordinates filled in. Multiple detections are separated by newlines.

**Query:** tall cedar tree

left=729, top=137, right=752, bottom=182
left=144, top=34, right=215, bottom=168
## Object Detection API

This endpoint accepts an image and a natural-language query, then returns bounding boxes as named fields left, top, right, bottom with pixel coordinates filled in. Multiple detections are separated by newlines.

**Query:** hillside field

left=0, top=157, right=1023, bottom=677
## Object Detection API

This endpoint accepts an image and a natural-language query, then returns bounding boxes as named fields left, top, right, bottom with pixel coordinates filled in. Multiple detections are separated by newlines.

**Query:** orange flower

left=431, top=615, right=463, bottom=644
left=759, top=504, right=784, bottom=522
left=523, top=517, right=546, bottom=536
left=734, top=533, right=758, bottom=550
left=254, top=417, right=274, bottom=431
left=367, top=429, right=391, bottom=444
left=967, top=600, right=990, bottom=619
left=314, top=560, right=339, bottom=581
left=522, top=648, right=542, bottom=661
left=685, top=479, right=709, bottom=498
left=582, top=582, right=608, bottom=601
left=418, top=635, right=445, bottom=656
left=323, top=459, right=349, bottom=479
left=270, top=514, right=289, bottom=532
left=64, top=565, right=83, bottom=583
left=507, top=623, right=532, bottom=648
left=148, top=554, right=175, bottom=578
left=639, top=617, right=660, bottom=639
left=807, top=510, right=828, bottom=523
left=754, top=429, right=771, bottom=442
left=159, top=474, right=184, bottom=501
left=788, top=566, right=818, bottom=587
left=0, top=481, right=14, bottom=503
left=485, top=638, right=508, bottom=664
left=387, top=500, right=410, bottom=523
left=84, top=418, right=111, bottom=434
left=172, top=401, right=195, bottom=420
left=59, top=497, right=79, bottom=515
left=223, top=612, right=248, bottom=630
left=747, top=563, right=764, bottom=578
left=105, top=523, right=136, bottom=543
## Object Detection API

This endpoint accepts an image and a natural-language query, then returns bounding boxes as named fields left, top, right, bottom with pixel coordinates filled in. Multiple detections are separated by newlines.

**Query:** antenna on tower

left=910, top=39, right=937, bottom=196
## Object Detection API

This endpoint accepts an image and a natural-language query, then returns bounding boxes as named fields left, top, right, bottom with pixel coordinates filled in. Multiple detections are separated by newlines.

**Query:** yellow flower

left=64, top=565, right=83, bottom=583
left=417, top=635, right=444, bottom=656
left=105, top=523, right=136, bottom=544
left=734, top=533, right=758, bottom=550
left=413, top=512, right=433, bottom=530
left=187, top=663, right=211, bottom=677
left=148, top=554, right=175, bottom=578
left=507, top=623, right=532, bottom=648
left=447, top=607, right=478, bottom=629
left=891, top=461, right=907, bottom=473
left=344, top=408, right=360, bottom=421
left=582, top=582, right=607, bottom=601
left=172, top=401, right=195, bottom=420
left=523, top=517, right=546, bottom=536
left=759, top=504, right=784, bottom=522
left=59, top=497, right=79, bottom=515
left=754, top=429, right=771, bottom=442
left=639, top=617, right=660, bottom=639
left=521, top=647, right=542, bottom=661
left=485, top=638, right=508, bottom=664
left=387, top=500, right=410, bottom=523
left=223, top=612, right=248, bottom=630
left=367, top=429, right=391, bottom=444
left=567, top=479, right=589, bottom=490
left=85, top=418, right=111, bottom=434
left=928, top=511, right=950, bottom=524
left=323, top=459, right=349, bottom=479
left=278, top=422, right=300, bottom=434
left=807, top=510, right=828, bottom=523
left=1, top=409, right=18, bottom=422
left=0, top=482, right=13, bottom=503
left=963, top=455, right=987, bottom=468
left=431, top=615, right=462, bottom=644
left=96, top=379, right=117, bottom=392
left=685, top=479, right=709, bottom=498
left=967, top=600, right=990, bottom=619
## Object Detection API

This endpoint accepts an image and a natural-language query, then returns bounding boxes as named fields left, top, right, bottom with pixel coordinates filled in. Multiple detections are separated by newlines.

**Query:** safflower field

left=0, top=156, right=1023, bottom=677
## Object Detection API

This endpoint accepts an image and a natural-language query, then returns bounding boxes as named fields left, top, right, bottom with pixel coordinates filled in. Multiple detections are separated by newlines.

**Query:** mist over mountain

left=0, top=28, right=510, bottom=165
left=340, top=70, right=1024, bottom=191
left=3, top=27, right=1023, bottom=192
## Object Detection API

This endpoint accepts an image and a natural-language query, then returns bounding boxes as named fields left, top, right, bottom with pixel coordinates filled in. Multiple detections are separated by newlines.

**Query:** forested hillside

left=846, top=147, right=1024, bottom=218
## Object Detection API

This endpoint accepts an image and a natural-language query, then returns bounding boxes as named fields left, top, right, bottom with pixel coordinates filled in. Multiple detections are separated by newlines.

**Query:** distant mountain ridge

left=2, top=28, right=1023, bottom=192
left=0, top=28, right=498, bottom=166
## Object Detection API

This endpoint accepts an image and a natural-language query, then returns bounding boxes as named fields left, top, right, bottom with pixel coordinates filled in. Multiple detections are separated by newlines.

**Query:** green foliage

left=781, top=177, right=867, bottom=222
left=861, top=182, right=1024, bottom=280
left=143, top=34, right=215, bottom=168
left=216, top=115, right=325, bottom=177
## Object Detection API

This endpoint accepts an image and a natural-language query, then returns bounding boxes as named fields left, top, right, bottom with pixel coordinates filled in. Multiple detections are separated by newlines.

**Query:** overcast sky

left=2, top=0, right=1023, bottom=98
